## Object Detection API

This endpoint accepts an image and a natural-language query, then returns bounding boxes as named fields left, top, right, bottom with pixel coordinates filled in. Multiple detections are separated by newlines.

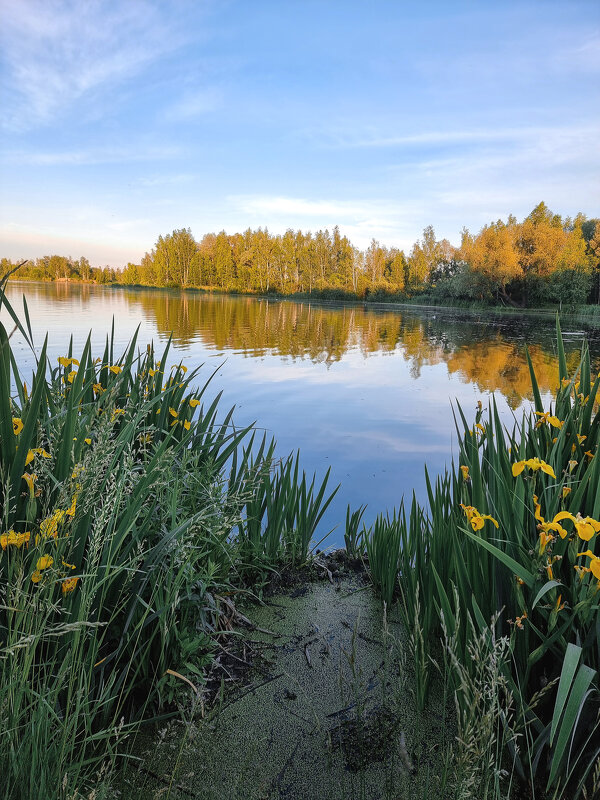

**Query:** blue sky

left=1, top=0, right=598, bottom=267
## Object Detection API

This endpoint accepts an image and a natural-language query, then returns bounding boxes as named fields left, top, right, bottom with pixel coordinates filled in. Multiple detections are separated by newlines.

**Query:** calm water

left=4, top=281, right=600, bottom=548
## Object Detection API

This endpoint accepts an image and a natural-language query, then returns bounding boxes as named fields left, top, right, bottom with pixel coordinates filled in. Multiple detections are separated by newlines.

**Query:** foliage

left=365, top=509, right=403, bottom=607
left=6, top=207, right=597, bottom=308
left=366, top=319, right=600, bottom=797
left=344, top=502, right=366, bottom=558
left=0, top=275, right=336, bottom=799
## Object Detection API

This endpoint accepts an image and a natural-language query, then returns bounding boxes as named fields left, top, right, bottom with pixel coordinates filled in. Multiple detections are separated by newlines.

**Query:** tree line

left=4, top=203, right=600, bottom=307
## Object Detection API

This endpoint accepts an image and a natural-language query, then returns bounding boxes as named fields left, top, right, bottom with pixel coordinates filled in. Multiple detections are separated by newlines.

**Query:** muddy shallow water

left=119, top=573, right=450, bottom=799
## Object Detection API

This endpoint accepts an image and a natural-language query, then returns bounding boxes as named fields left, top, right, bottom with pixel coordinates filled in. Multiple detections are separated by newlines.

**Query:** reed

left=380, top=317, right=600, bottom=797
left=344, top=503, right=367, bottom=559
left=365, top=509, right=403, bottom=608
left=0, top=275, right=337, bottom=799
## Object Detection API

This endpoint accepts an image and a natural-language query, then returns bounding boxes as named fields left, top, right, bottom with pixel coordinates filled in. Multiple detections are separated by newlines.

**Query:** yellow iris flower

left=22, top=472, right=36, bottom=496
left=62, top=576, right=79, bottom=595
left=12, top=417, right=23, bottom=435
left=36, top=555, right=54, bottom=571
left=535, top=411, right=563, bottom=429
left=25, top=448, right=51, bottom=466
left=1, top=530, right=31, bottom=550
left=58, top=357, right=79, bottom=368
left=460, top=504, right=499, bottom=531
left=512, top=458, right=556, bottom=479
left=577, top=550, right=600, bottom=580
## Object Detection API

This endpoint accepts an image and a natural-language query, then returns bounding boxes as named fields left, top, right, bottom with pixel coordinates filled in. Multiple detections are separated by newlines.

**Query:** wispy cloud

left=1, top=144, right=182, bottom=166
left=311, top=123, right=600, bottom=151
left=228, top=194, right=419, bottom=249
left=0, top=0, right=190, bottom=130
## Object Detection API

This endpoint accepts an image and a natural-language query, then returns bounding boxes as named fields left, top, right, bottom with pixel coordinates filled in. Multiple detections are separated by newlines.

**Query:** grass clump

left=0, top=274, right=337, bottom=799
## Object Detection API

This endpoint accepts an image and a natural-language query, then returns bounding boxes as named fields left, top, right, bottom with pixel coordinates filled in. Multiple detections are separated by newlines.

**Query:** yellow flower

left=65, top=496, right=77, bottom=518
left=22, top=472, right=36, bottom=496
left=169, top=408, right=178, bottom=418
left=475, top=423, right=486, bottom=436
left=554, top=594, right=566, bottom=613
left=577, top=434, right=587, bottom=445
left=12, top=417, right=23, bottom=435
left=58, top=356, right=79, bottom=368
left=61, top=576, right=79, bottom=595
left=573, top=514, right=600, bottom=542
left=1, top=530, right=31, bottom=550
left=460, top=503, right=499, bottom=531
left=108, top=365, right=122, bottom=375
left=512, top=458, right=556, bottom=479
left=148, top=368, right=158, bottom=377
left=549, top=512, right=600, bottom=542
left=25, top=448, right=51, bottom=466
left=189, top=398, right=200, bottom=408
left=577, top=550, right=600, bottom=580
left=585, top=450, right=595, bottom=461
left=460, top=465, right=470, bottom=481
left=539, top=529, right=554, bottom=555
left=40, top=509, right=66, bottom=540
left=31, top=570, right=42, bottom=583
left=84, top=438, right=91, bottom=445
left=93, top=383, right=105, bottom=394
left=535, top=411, right=563, bottom=429
left=532, top=494, right=544, bottom=522
left=183, top=419, right=191, bottom=431
left=36, top=555, right=54, bottom=571
left=545, top=555, right=561, bottom=580
left=562, top=487, right=571, bottom=499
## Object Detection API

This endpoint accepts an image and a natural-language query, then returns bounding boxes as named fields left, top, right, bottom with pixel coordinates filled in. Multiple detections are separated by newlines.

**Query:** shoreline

left=8, top=277, right=600, bottom=326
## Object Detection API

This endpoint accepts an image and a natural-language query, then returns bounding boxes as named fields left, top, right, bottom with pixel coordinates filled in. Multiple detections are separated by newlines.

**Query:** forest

left=4, top=202, right=600, bottom=308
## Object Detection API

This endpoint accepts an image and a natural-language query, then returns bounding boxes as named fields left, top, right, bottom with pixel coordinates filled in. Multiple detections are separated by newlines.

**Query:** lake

left=4, top=281, right=600, bottom=548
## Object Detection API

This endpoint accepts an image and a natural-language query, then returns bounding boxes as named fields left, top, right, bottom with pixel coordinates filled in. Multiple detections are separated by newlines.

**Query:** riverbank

left=9, top=275, right=600, bottom=324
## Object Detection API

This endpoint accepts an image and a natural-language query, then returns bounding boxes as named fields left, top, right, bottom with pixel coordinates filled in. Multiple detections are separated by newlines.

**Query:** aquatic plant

left=365, top=509, right=403, bottom=608
left=0, top=272, right=336, bottom=799
left=388, top=318, right=600, bottom=798
left=344, top=502, right=367, bottom=559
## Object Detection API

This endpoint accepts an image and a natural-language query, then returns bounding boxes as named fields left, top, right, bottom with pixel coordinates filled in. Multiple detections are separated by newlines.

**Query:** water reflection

left=6, top=281, right=600, bottom=547
left=121, top=288, right=594, bottom=408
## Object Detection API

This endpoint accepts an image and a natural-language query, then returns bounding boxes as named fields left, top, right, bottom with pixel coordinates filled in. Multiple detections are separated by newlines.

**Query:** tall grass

left=365, top=317, right=600, bottom=798
left=0, top=274, right=337, bottom=799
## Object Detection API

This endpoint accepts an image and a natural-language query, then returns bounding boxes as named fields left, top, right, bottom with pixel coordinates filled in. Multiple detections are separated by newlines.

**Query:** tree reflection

left=125, top=289, right=596, bottom=407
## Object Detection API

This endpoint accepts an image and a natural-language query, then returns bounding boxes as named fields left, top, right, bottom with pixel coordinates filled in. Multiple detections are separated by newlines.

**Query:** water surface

left=5, top=282, right=600, bottom=547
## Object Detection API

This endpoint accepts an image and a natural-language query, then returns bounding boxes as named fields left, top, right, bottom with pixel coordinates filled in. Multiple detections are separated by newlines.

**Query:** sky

left=0, top=0, right=599, bottom=267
